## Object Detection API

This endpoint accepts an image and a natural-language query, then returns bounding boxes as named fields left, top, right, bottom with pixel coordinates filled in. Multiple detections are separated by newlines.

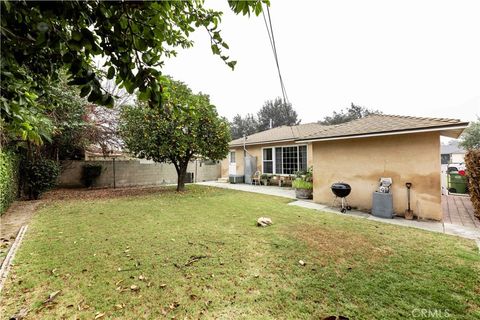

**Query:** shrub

left=81, top=164, right=102, bottom=188
left=465, top=150, right=480, bottom=220
left=294, top=166, right=313, bottom=182
left=24, top=159, right=60, bottom=199
left=292, top=178, right=313, bottom=190
left=0, top=149, right=19, bottom=214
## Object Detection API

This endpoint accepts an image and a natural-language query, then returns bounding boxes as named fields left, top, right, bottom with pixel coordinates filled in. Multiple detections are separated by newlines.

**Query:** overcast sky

left=163, top=0, right=479, bottom=123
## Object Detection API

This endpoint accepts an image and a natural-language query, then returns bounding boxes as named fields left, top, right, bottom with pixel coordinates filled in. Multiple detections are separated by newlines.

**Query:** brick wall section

left=58, top=160, right=221, bottom=188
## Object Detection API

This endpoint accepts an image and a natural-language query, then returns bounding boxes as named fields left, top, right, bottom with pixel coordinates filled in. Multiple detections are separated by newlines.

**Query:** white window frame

left=262, top=147, right=274, bottom=174
left=229, top=151, right=236, bottom=164
left=261, top=144, right=307, bottom=175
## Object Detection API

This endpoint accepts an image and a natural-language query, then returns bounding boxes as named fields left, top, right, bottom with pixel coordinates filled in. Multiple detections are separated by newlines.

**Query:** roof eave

left=295, top=123, right=469, bottom=143
left=229, top=138, right=296, bottom=148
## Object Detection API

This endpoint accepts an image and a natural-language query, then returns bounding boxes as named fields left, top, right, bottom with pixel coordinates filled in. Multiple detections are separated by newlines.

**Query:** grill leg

left=340, top=197, right=347, bottom=213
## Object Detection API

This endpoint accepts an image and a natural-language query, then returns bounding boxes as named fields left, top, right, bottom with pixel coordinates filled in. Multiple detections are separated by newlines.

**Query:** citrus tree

left=119, top=79, right=230, bottom=191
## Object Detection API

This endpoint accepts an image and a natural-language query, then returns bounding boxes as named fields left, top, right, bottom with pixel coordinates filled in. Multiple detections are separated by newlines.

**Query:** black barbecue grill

left=331, top=183, right=352, bottom=213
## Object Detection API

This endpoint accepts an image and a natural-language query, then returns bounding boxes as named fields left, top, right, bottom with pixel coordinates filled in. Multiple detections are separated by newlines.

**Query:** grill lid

left=331, top=183, right=352, bottom=198
left=331, top=183, right=351, bottom=190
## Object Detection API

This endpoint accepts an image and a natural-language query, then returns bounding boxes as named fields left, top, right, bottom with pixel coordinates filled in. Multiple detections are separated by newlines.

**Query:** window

left=275, top=148, right=282, bottom=174
left=298, top=145, right=307, bottom=171
left=441, top=154, right=451, bottom=165
left=263, top=145, right=308, bottom=175
left=230, top=151, right=236, bottom=164
left=263, top=148, right=273, bottom=174
left=282, top=146, right=298, bottom=174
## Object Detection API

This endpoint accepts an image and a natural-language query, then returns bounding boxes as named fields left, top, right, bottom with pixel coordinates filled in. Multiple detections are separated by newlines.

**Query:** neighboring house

left=441, top=140, right=466, bottom=164
left=221, top=114, right=468, bottom=221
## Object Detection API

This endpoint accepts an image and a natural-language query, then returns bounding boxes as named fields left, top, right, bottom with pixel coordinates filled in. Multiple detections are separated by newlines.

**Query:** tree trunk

left=176, top=163, right=188, bottom=192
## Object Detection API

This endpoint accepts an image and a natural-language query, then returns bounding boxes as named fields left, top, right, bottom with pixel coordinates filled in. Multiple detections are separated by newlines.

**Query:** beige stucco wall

left=311, top=132, right=442, bottom=220
left=221, top=141, right=314, bottom=178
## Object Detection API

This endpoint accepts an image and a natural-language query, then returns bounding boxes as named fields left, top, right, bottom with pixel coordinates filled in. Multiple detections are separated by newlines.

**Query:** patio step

left=217, top=177, right=229, bottom=183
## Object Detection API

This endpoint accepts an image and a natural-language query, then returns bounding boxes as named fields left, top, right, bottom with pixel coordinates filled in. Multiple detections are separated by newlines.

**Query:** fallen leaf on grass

left=77, top=298, right=90, bottom=311
left=115, top=279, right=124, bottom=286
left=130, top=285, right=140, bottom=291
left=138, top=275, right=145, bottom=281
left=114, top=303, right=125, bottom=310
left=41, top=290, right=61, bottom=305
left=169, top=302, right=180, bottom=310
left=9, top=307, right=29, bottom=320
left=94, top=312, right=105, bottom=319
left=184, top=255, right=208, bottom=267
left=299, top=260, right=306, bottom=266
left=159, top=284, right=167, bottom=288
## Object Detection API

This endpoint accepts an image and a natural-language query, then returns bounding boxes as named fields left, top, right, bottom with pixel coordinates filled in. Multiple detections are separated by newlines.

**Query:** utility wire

left=262, top=5, right=289, bottom=104
left=266, top=6, right=289, bottom=104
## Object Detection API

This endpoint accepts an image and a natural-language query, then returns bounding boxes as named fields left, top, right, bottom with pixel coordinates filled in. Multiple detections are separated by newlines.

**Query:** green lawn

left=1, top=186, right=479, bottom=319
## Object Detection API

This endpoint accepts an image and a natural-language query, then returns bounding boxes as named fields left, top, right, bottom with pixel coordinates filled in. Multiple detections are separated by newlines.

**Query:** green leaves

left=107, top=66, right=115, bottom=80
left=1, top=0, right=268, bottom=145
left=211, top=45, right=221, bottom=55
left=119, top=78, right=230, bottom=175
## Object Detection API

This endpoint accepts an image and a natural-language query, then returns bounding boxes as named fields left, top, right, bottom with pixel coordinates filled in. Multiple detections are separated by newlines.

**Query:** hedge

left=0, top=149, right=19, bottom=215
left=465, top=149, right=480, bottom=220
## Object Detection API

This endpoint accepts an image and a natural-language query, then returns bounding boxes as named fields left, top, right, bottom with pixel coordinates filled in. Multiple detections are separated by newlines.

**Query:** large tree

left=230, top=113, right=259, bottom=139
left=0, top=0, right=267, bottom=145
left=257, top=97, right=300, bottom=131
left=460, top=117, right=480, bottom=150
left=320, top=103, right=381, bottom=125
left=119, top=79, right=230, bottom=191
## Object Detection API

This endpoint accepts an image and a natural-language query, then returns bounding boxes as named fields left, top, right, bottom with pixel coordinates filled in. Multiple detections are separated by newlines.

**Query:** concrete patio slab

left=197, top=181, right=296, bottom=199
left=290, top=200, right=480, bottom=240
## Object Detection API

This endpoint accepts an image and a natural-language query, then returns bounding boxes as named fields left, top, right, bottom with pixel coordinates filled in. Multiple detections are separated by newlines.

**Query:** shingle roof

left=441, top=141, right=465, bottom=155
left=299, top=114, right=468, bottom=141
left=230, top=115, right=468, bottom=147
left=230, top=122, right=326, bottom=146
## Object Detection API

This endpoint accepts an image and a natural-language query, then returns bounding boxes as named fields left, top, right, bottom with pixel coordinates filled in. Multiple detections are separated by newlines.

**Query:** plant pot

left=295, top=188, right=313, bottom=199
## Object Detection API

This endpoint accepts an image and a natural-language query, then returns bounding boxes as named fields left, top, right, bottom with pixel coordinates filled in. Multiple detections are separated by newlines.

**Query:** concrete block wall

left=58, top=159, right=221, bottom=188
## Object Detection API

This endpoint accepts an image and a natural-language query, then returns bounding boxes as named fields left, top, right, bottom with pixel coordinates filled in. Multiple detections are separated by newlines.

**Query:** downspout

left=243, top=135, right=253, bottom=157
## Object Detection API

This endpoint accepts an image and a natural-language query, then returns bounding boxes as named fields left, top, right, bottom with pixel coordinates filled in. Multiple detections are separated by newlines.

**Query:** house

left=441, top=140, right=466, bottom=164
left=221, top=114, right=469, bottom=220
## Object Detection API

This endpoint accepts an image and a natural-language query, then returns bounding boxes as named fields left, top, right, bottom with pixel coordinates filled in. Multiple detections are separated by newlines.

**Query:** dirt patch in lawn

left=0, top=201, right=41, bottom=265
left=290, top=224, right=394, bottom=263
left=41, top=186, right=177, bottom=201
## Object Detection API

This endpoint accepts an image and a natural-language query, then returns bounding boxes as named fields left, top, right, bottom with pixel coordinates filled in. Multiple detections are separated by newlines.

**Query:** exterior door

left=228, top=151, right=236, bottom=176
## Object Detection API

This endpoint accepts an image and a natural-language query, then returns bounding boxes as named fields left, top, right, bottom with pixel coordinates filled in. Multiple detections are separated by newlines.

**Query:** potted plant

left=260, top=174, right=270, bottom=186
left=270, top=175, right=280, bottom=186
left=293, top=167, right=313, bottom=199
